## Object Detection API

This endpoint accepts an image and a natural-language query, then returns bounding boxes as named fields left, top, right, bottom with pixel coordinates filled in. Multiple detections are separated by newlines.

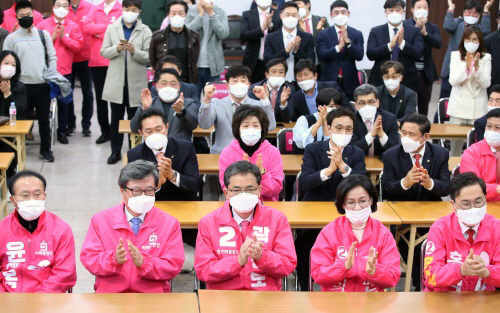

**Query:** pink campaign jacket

left=67, top=0, right=94, bottom=62
left=424, top=213, right=500, bottom=291
left=38, top=17, right=83, bottom=75
left=194, top=202, right=297, bottom=290
left=0, top=211, right=77, bottom=293
left=80, top=204, right=184, bottom=293
left=83, top=1, right=122, bottom=67
left=1, top=5, right=43, bottom=33
left=219, top=140, right=284, bottom=202
left=311, top=216, right=400, bottom=292
left=460, top=140, right=500, bottom=201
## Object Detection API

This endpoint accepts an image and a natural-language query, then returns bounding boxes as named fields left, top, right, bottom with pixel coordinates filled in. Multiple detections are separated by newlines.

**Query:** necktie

left=156, top=152, right=164, bottom=162
left=304, top=18, right=311, bottom=34
left=233, top=102, right=241, bottom=113
left=414, top=154, right=421, bottom=168
left=131, top=217, right=141, bottom=236
left=495, top=151, right=500, bottom=183
left=392, top=27, right=400, bottom=61
left=462, top=228, right=479, bottom=291
left=240, top=220, right=250, bottom=241
left=338, top=31, right=343, bottom=77
left=270, top=89, right=278, bottom=110
left=365, top=120, right=375, bottom=156
left=260, top=11, right=268, bottom=57
left=466, top=229, right=475, bottom=247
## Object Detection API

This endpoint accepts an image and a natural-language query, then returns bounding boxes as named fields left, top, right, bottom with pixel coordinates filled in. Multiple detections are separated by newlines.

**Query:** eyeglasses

left=344, top=199, right=371, bottom=210
left=15, top=192, right=45, bottom=201
left=454, top=198, right=486, bottom=210
left=227, top=187, right=259, bottom=196
left=124, top=186, right=156, bottom=197
left=357, top=100, right=377, bottom=106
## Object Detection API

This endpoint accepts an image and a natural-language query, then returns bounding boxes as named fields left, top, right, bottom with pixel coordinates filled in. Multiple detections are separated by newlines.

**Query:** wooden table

left=118, top=120, right=142, bottom=149
left=0, top=293, right=199, bottom=313
left=0, top=120, right=33, bottom=171
left=198, top=290, right=500, bottom=313
left=156, top=201, right=401, bottom=229
left=429, top=124, right=473, bottom=140
left=0, top=153, right=14, bottom=218
left=449, top=156, right=461, bottom=171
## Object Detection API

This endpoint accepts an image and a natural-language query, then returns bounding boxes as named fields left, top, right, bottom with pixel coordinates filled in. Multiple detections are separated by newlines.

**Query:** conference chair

left=276, top=128, right=295, bottom=155
left=358, top=69, right=368, bottom=85
left=378, top=171, right=384, bottom=202
left=436, top=97, right=450, bottom=148
left=466, top=128, right=477, bottom=148
left=420, top=239, right=428, bottom=291
left=451, top=164, right=460, bottom=180
left=293, top=171, right=305, bottom=202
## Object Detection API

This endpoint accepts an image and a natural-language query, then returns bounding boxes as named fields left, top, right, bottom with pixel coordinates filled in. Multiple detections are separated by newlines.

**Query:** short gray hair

left=223, top=161, right=261, bottom=188
left=118, top=160, right=159, bottom=189
left=353, top=84, right=378, bottom=102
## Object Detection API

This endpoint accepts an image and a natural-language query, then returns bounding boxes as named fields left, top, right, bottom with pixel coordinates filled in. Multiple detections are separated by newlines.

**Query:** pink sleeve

left=61, top=25, right=83, bottom=52
left=218, top=152, right=233, bottom=191
left=194, top=220, right=244, bottom=284
left=483, top=222, right=500, bottom=287
left=254, top=215, right=297, bottom=278
left=83, top=8, right=107, bottom=36
left=137, top=220, right=185, bottom=281
left=34, top=227, right=77, bottom=293
left=80, top=218, right=124, bottom=276
left=364, top=232, right=400, bottom=289
left=34, top=11, right=43, bottom=26
left=460, top=148, right=500, bottom=201
left=259, top=150, right=284, bottom=200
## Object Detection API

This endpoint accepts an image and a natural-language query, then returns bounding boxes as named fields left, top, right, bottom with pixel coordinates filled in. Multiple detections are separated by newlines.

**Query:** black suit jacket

left=248, top=78, right=296, bottom=123
left=485, top=30, right=500, bottom=89
left=127, top=138, right=200, bottom=201
left=404, top=18, right=442, bottom=82
left=240, top=8, right=282, bottom=73
left=263, top=28, right=316, bottom=65
left=350, top=108, right=400, bottom=157
left=381, top=142, right=450, bottom=201
left=474, top=113, right=487, bottom=141
left=300, top=140, right=366, bottom=201
left=150, top=81, right=200, bottom=103
left=377, top=84, right=417, bottom=123
left=367, top=23, right=424, bottom=93
left=288, top=81, right=351, bottom=122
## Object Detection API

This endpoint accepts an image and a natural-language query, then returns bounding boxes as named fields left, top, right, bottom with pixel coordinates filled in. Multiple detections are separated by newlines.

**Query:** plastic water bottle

left=9, top=102, right=16, bottom=125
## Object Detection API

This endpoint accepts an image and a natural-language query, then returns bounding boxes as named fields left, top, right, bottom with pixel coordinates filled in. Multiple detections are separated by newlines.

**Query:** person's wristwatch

left=169, top=171, right=178, bottom=182
left=340, top=164, right=349, bottom=174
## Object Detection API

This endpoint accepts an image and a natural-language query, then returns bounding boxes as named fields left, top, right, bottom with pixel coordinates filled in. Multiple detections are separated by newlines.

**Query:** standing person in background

left=139, top=0, right=168, bottom=33
left=440, top=0, right=492, bottom=99
left=485, top=11, right=500, bottom=94
left=1, top=0, right=43, bottom=33
left=185, top=0, right=229, bottom=95
left=293, top=0, right=329, bottom=44
left=240, top=0, right=282, bottom=84
left=38, top=0, right=83, bottom=146
left=0, top=8, right=9, bottom=50
left=101, top=0, right=152, bottom=165
left=474, top=85, right=500, bottom=141
left=84, top=0, right=122, bottom=145
left=251, top=0, right=284, bottom=12
left=68, top=0, right=95, bottom=138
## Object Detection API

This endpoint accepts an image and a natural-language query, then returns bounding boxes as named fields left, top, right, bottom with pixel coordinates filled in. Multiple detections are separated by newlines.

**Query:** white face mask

left=298, top=79, right=315, bottom=91
left=158, top=86, right=179, bottom=103
left=53, top=7, right=69, bottom=19
left=126, top=194, right=155, bottom=215
left=326, top=107, right=335, bottom=113
left=268, top=76, right=285, bottom=89
left=17, top=200, right=45, bottom=221
left=464, top=15, right=479, bottom=25
left=455, top=205, right=486, bottom=227
left=487, top=106, right=499, bottom=112
left=230, top=192, right=259, bottom=214
left=464, top=42, right=479, bottom=53
left=358, top=105, right=377, bottom=120
left=387, top=12, right=403, bottom=25
left=330, top=133, right=352, bottom=147
left=384, top=78, right=401, bottom=92
left=332, top=14, right=348, bottom=27
left=145, top=133, right=168, bottom=152
left=256, top=0, right=272, bottom=9
left=484, top=130, right=500, bottom=148
left=169, top=15, right=186, bottom=28
left=345, top=205, right=371, bottom=226
left=0, top=65, right=16, bottom=79
left=229, top=82, right=249, bottom=98
left=299, top=8, right=307, bottom=18
left=122, top=11, right=140, bottom=24
left=414, top=9, right=428, bottom=19
left=401, top=135, right=424, bottom=153
left=240, top=128, right=262, bottom=146
left=282, top=16, right=298, bottom=29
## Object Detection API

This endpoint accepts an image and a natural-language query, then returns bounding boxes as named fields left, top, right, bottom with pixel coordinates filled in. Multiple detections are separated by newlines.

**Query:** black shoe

left=57, top=133, right=69, bottom=144
left=107, top=152, right=121, bottom=165
left=83, top=129, right=92, bottom=137
left=39, top=151, right=55, bottom=162
left=66, top=127, right=76, bottom=136
left=96, top=133, right=109, bottom=144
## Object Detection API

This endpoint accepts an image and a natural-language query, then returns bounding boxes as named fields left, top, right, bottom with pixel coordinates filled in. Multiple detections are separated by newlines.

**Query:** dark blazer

left=317, top=25, right=364, bottom=97
left=248, top=78, right=296, bottom=123
left=240, top=8, right=282, bottom=74
left=150, top=81, right=200, bottom=103
left=288, top=81, right=351, bottom=122
left=381, top=142, right=451, bottom=201
left=474, top=113, right=487, bottom=142
left=350, top=108, right=400, bottom=157
left=485, top=30, right=500, bottom=89
left=376, top=84, right=417, bottom=123
left=404, top=18, right=442, bottom=83
left=263, top=28, right=316, bottom=65
left=299, top=140, right=366, bottom=201
left=127, top=138, right=200, bottom=201
left=251, top=0, right=285, bottom=11
left=308, top=15, right=330, bottom=44
left=367, top=23, right=424, bottom=93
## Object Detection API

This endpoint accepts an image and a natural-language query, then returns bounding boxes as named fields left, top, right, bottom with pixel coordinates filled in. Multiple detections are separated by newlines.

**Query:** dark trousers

left=251, top=60, right=266, bottom=84
left=182, top=229, right=198, bottom=248
left=91, top=66, right=109, bottom=135
left=57, top=74, right=73, bottom=135
left=110, top=86, right=137, bottom=154
left=25, top=83, right=51, bottom=152
left=417, top=71, right=433, bottom=117
left=196, top=67, right=220, bottom=96
left=439, top=76, right=451, bottom=99
left=397, top=227, right=428, bottom=291
left=71, top=61, right=94, bottom=130
left=294, top=229, right=320, bottom=291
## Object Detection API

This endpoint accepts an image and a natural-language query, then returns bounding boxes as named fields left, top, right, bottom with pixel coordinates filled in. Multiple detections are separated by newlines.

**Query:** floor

left=5, top=81, right=442, bottom=293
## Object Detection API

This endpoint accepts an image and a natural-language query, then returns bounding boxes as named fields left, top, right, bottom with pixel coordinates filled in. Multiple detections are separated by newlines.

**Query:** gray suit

left=130, top=96, right=199, bottom=141
left=198, top=96, right=276, bottom=154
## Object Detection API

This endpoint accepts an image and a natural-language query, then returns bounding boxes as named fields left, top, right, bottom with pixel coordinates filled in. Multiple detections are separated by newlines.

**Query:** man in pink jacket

left=461, top=109, right=500, bottom=201
left=424, top=172, right=500, bottom=291
left=195, top=160, right=297, bottom=290
left=0, top=170, right=76, bottom=293
left=80, top=160, right=184, bottom=293
left=1, top=0, right=43, bottom=33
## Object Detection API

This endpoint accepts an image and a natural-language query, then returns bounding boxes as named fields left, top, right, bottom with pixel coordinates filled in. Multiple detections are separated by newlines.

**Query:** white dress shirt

left=232, top=208, right=254, bottom=231
left=362, top=115, right=388, bottom=147
left=319, top=140, right=352, bottom=181
left=282, top=27, right=297, bottom=82
left=124, top=206, right=146, bottom=230
left=151, top=145, right=180, bottom=187
left=292, top=112, right=329, bottom=149
left=258, top=7, right=271, bottom=60
left=334, top=25, right=351, bottom=53
left=387, top=22, right=406, bottom=52
left=458, top=219, right=479, bottom=241
left=104, top=0, right=116, bottom=15
left=400, top=144, right=435, bottom=191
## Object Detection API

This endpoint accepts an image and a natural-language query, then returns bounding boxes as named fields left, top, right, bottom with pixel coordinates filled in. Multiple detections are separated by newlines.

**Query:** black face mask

left=18, top=16, right=34, bottom=29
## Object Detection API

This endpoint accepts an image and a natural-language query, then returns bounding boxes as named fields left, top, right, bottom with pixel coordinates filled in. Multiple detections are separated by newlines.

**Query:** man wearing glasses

left=80, top=160, right=185, bottom=293
left=424, top=172, right=500, bottom=291
left=194, top=161, right=297, bottom=290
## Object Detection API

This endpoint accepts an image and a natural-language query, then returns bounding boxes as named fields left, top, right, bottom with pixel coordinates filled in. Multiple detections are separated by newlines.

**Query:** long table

left=0, top=120, right=33, bottom=171
left=429, top=123, right=473, bottom=140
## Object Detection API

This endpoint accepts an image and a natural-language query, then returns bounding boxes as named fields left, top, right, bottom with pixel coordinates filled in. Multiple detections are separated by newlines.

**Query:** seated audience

left=485, top=11, right=500, bottom=93
left=310, top=175, right=400, bottom=292
left=80, top=160, right=185, bottom=293
left=424, top=172, right=500, bottom=291
left=150, top=56, right=199, bottom=102
left=0, top=170, right=77, bottom=292
left=350, top=84, right=400, bottom=156
left=195, top=161, right=297, bottom=290
left=474, top=85, right=500, bottom=142
left=0, top=50, right=26, bottom=119
left=219, top=105, right=284, bottom=202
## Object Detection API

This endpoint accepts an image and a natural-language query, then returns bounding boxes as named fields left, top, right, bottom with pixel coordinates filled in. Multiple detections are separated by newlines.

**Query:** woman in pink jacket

left=310, top=175, right=400, bottom=292
left=219, top=105, right=284, bottom=202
